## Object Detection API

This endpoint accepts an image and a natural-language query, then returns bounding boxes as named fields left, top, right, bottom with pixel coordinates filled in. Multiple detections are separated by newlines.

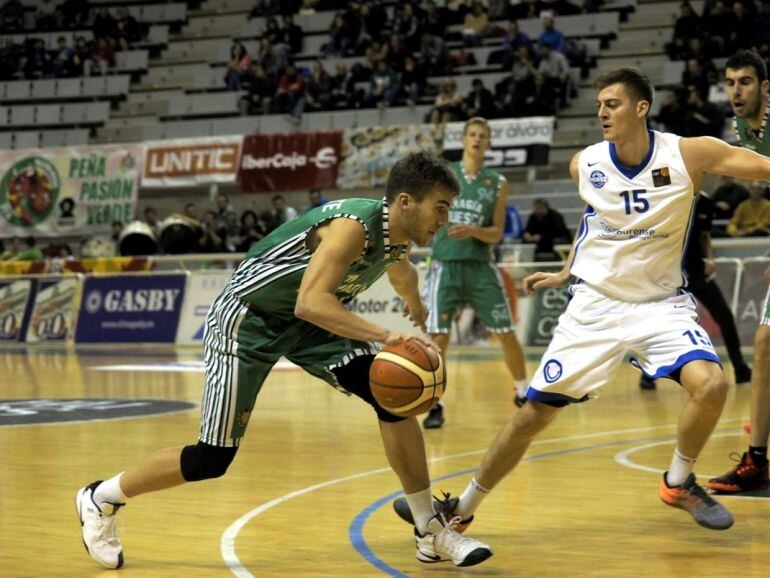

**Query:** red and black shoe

left=707, top=452, right=770, bottom=494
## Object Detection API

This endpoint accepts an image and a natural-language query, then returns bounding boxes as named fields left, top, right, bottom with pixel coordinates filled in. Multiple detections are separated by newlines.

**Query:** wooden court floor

left=1, top=346, right=769, bottom=577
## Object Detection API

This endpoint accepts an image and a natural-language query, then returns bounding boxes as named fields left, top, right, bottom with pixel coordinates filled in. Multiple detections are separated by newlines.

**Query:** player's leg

left=76, top=304, right=274, bottom=568
left=423, top=260, right=462, bottom=429
left=467, top=262, right=528, bottom=405
left=708, top=322, right=770, bottom=493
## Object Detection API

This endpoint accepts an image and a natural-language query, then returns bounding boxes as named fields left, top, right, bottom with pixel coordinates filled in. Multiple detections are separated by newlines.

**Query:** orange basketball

left=369, top=339, right=445, bottom=417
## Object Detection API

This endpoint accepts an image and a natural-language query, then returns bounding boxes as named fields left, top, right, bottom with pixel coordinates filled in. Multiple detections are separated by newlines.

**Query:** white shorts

left=527, top=283, right=721, bottom=406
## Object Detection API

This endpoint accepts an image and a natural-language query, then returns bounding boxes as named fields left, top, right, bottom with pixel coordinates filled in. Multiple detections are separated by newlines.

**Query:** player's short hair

left=594, top=67, right=654, bottom=112
left=725, top=50, right=768, bottom=83
left=385, top=152, right=460, bottom=203
left=463, top=116, right=491, bottom=137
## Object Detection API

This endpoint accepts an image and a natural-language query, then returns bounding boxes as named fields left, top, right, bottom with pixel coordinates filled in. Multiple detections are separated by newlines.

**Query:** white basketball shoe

left=75, top=481, right=125, bottom=569
left=415, top=513, right=492, bottom=566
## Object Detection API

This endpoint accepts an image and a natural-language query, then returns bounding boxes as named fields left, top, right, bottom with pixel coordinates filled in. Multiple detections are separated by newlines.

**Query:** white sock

left=406, top=488, right=436, bottom=534
left=666, top=449, right=696, bottom=486
left=457, top=478, right=490, bottom=518
left=515, top=379, right=528, bottom=397
left=93, top=472, right=128, bottom=505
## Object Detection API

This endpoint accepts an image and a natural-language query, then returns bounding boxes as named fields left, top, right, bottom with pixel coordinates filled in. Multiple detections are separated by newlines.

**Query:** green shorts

left=763, top=286, right=770, bottom=326
left=423, top=259, right=515, bottom=334
left=199, top=293, right=385, bottom=447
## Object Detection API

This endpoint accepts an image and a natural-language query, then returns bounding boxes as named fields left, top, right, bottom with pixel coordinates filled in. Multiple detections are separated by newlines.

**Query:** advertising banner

left=142, top=136, right=242, bottom=187
left=0, top=279, right=33, bottom=342
left=524, top=266, right=569, bottom=346
left=337, top=125, right=443, bottom=189
left=735, top=260, right=770, bottom=347
left=25, top=276, right=79, bottom=343
left=0, top=145, right=142, bottom=237
left=75, top=273, right=187, bottom=343
left=176, top=270, right=231, bottom=344
left=238, top=131, right=342, bottom=193
left=443, top=117, right=554, bottom=168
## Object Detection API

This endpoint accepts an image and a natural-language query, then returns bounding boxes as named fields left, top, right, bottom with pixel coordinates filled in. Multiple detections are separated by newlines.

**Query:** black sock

left=748, top=446, right=768, bottom=464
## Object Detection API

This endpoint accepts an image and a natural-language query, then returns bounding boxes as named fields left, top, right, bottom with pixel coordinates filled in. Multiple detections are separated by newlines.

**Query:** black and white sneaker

left=414, top=514, right=492, bottom=566
left=76, top=481, right=125, bottom=569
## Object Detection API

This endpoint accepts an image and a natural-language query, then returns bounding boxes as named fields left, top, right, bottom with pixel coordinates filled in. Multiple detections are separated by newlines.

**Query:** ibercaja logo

left=0, top=157, right=61, bottom=227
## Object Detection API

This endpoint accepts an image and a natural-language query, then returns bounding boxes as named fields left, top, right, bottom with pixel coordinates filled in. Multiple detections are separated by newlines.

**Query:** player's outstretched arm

left=387, top=252, right=428, bottom=333
left=523, top=151, right=582, bottom=295
left=295, top=217, right=395, bottom=343
left=445, top=177, right=509, bottom=244
left=680, top=136, right=770, bottom=182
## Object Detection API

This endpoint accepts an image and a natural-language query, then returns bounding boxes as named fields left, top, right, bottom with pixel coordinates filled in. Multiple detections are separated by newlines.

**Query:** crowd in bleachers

left=0, top=0, right=149, bottom=80
left=228, top=0, right=594, bottom=122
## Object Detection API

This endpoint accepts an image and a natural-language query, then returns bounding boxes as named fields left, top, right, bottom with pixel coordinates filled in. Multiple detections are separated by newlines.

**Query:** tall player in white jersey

left=393, top=68, right=770, bottom=532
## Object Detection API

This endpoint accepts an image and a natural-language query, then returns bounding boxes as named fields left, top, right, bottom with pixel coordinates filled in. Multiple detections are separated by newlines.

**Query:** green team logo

left=0, top=157, right=61, bottom=227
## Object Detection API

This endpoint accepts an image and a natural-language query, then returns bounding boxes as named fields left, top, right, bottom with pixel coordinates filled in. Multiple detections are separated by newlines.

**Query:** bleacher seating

left=0, top=76, right=130, bottom=103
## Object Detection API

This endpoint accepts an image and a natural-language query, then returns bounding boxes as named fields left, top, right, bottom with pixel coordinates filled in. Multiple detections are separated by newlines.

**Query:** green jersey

left=224, top=198, right=406, bottom=320
left=431, top=162, right=503, bottom=261
left=734, top=98, right=770, bottom=156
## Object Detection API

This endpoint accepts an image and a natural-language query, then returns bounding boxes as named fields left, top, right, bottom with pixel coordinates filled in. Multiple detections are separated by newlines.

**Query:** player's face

left=596, top=83, right=648, bottom=142
left=725, top=67, right=768, bottom=119
left=462, top=124, right=491, bottom=160
left=405, top=187, right=454, bottom=246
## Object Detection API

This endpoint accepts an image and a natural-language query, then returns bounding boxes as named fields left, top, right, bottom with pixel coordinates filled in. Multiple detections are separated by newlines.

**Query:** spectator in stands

left=60, top=0, right=91, bottom=29
left=184, top=203, right=198, bottom=221
left=504, top=203, right=525, bottom=243
left=329, top=60, right=357, bottom=108
left=727, top=181, right=770, bottom=237
left=511, top=43, right=536, bottom=83
left=249, top=0, right=279, bottom=19
left=423, top=0, right=448, bottom=37
left=464, top=78, right=496, bottom=119
left=367, top=58, right=399, bottom=108
left=668, top=2, right=701, bottom=60
left=496, top=75, right=520, bottom=117
left=656, top=88, right=688, bottom=134
left=73, top=36, right=93, bottom=77
left=364, top=39, right=388, bottom=73
left=256, top=35, right=285, bottom=75
left=712, top=176, right=749, bottom=221
left=23, top=39, right=51, bottom=80
left=420, top=32, right=448, bottom=76
left=732, top=2, right=757, bottom=50
left=359, top=0, right=387, bottom=46
left=502, top=20, right=531, bottom=70
left=215, top=193, right=239, bottom=238
left=520, top=71, right=558, bottom=116
left=92, top=37, right=116, bottom=74
left=538, top=15, right=565, bottom=53
left=304, top=59, right=332, bottom=111
left=327, top=11, right=354, bottom=56
left=0, top=236, right=43, bottom=261
left=398, top=54, right=424, bottom=106
left=681, top=58, right=713, bottom=101
left=92, top=6, right=117, bottom=41
left=523, top=198, right=571, bottom=261
left=703, top=0, right=736, bottom=57
left=263, top=194, right=298, bottom=232
left=682, top=85, right=723, bottom=137
left=116, top=7, right=142, bottom=49
left=536, top=42, right=571, bottom=107
left=428, top=78, right=463, bottom=124
left=393, top=2, right=421, bottom=52
left=463, top=2, right=489, bottom=47
left=35, top=0, right=59, bottom=31
left=281, top=13, right=304, bottom=54
left=51, top=37, right=76, bottom=78
left=143, top=207, right=161, bottom=239
left=0, top=0, right=24, bottom=32
left=240, top=63, right=277, bottom=115
left=276, top=63, right=306, bottom=120
left=198, top=210, right=229, bottom=253
left=387, top=34, right=410, bottom=73
left=0, top=37, right=20, bottom=80
left=304, top=188, right=328, bottom=212
left=225, top=42, right=253, bottom=91
left=234, top=210, right=267, bottom=252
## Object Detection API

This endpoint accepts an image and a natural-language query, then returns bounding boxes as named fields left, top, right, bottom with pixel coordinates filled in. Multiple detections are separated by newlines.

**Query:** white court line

left=89, top=359, right=298, bottom=372
left=221, top=419, right=744, bottom=577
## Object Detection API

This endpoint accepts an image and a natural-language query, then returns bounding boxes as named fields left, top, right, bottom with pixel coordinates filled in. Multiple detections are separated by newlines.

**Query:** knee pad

left=180, top=442, right=238, bottom=482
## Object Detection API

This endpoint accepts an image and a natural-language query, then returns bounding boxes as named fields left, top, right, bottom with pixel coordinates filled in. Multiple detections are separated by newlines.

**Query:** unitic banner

left=176, top=270, right=231, bottom=344
left=443, top=117, right=554, bottom=167
left=142, top=136, right=242, bottom=187
left=238, top=131, right=342, bottom=192
left=0, top=144, right=142, bottom=237
left=25, top=276, right=79, bottom=343
left=337, top=125, right=443, bottom=189
left=0, top=279, right=33, bottom=342
left=75, top=273, right=187, bottom=343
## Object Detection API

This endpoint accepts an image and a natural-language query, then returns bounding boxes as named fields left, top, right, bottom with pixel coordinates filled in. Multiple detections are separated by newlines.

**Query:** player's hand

left=703, top=259, right=716, bottom=278
left=384, top=332, right=440, bottom=353
left=446, top=224, right=476, bottom=239
left=402, top=301, right=428, bottom=333
left=523, top=271, right=570, bottom=295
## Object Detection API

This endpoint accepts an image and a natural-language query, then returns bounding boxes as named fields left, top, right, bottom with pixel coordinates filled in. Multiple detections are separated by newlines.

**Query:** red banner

left=237, top=131, right=342, bottom=192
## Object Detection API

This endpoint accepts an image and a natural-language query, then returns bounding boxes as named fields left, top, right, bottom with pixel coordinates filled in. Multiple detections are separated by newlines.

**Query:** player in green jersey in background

left=709, top=50, right=770, bottom=493
left=422, top=117, right=529, bottom=429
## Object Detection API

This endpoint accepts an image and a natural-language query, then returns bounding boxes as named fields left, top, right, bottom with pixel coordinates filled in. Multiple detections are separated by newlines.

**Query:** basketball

left=369, top=339, right=445, bottom=417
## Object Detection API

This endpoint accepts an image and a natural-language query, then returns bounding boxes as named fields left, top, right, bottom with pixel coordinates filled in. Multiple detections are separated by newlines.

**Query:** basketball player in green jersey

left=422, top=117, right=528, bottom=429
left=74, top=153, right=494, bottom=570
left=709, top=50, right=770, bottom=493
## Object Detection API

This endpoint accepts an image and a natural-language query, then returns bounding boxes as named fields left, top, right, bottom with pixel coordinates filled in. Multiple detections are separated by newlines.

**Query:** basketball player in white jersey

left=394, top=67, right=770, bottom=532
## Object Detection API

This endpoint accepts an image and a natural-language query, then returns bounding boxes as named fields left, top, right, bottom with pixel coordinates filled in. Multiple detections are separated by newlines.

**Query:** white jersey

left=570, top=130, right=696, bottom=302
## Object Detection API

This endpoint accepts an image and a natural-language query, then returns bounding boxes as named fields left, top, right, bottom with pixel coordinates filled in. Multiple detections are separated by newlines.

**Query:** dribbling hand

left=401, top=301, right=428, bottom=333
left=523, top=271, right=570, bottom=295
left=384, top=332, right=440, bottom=354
